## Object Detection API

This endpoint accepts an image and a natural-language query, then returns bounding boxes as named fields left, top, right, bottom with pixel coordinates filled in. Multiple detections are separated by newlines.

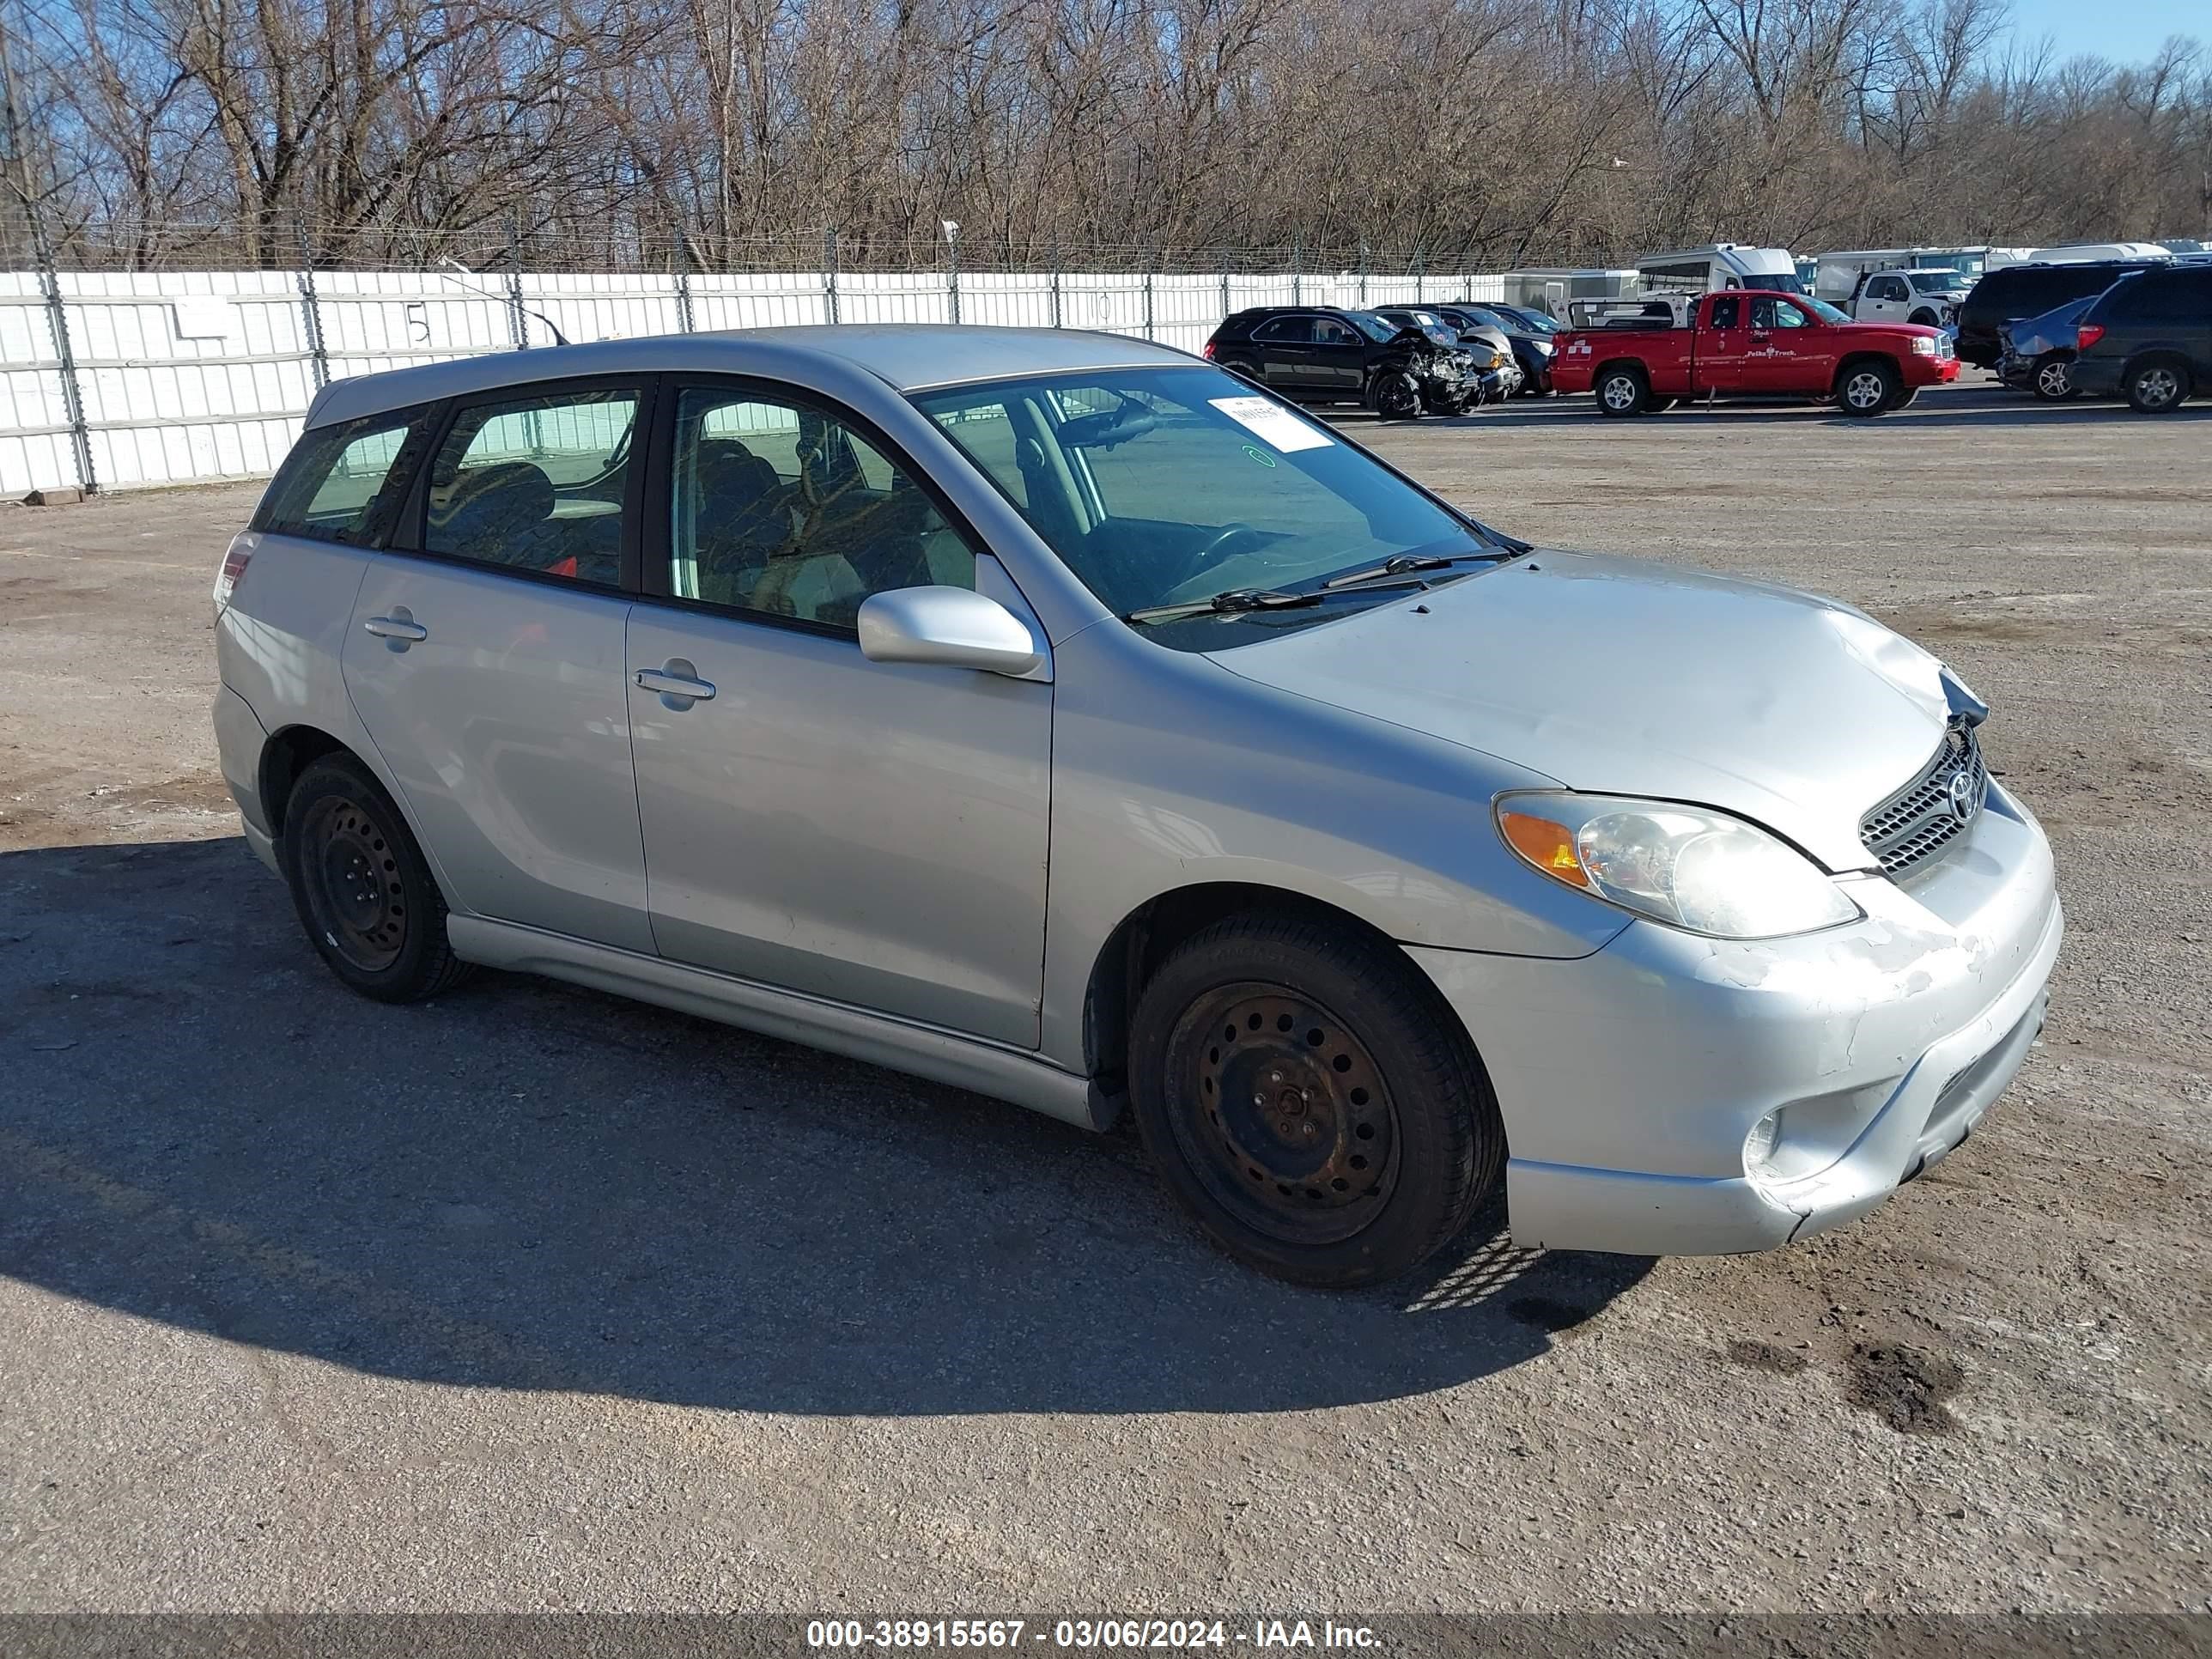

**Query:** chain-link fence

left=1, top=224, right=1517, bottom=495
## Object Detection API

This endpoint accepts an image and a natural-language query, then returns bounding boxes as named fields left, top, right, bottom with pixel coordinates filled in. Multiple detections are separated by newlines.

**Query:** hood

left=1207, top=551, right=1958, bottom=872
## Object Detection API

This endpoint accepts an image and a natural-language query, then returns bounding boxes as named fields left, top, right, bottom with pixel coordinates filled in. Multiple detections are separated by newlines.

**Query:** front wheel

left=1372, top=373, right=1421, bottom=421
left=1837, top=361, right=1901, bottom=416
left=280, top=754, right=471, bottom=1003
left=2126, top=359, right=2190, bottom=414
left=2032, top=353, right=2079, bottom=401
left=1128, top=915, right=1504, bottom=1287
left=1595, top=366, right=1649, bottom=416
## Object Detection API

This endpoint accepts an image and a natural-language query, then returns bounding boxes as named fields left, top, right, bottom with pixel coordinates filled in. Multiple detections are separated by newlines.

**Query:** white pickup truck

left=1844, top=267, right=1971, bottom=327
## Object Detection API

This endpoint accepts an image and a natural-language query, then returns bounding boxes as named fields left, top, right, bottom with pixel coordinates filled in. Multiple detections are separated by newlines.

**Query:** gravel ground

left=1, top=378, right=2207, bottom=1613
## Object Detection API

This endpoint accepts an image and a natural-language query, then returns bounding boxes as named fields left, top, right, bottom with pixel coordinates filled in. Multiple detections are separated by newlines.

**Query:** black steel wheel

left=1175, top=986, right=1401, bottom=1246
left=297, top=793, right=408, bottom=973
left=280, top=754, right=471, bottom=1003
left=1128, top=914, right=1504, bottom=1287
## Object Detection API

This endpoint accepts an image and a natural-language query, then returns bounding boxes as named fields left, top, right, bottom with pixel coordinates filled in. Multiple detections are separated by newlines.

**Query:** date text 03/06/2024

left=804, top=1620, right=1382, bottom=1650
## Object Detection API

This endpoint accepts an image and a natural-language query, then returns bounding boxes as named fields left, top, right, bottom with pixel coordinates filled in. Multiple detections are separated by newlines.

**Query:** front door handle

left=362, top=611, right=428, bottom=644
left=636, top=660, right=716, bottom=707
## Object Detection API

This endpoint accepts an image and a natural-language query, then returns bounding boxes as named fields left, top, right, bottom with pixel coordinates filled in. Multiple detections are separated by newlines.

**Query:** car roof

left=304, top=325, right=1193, bottom=428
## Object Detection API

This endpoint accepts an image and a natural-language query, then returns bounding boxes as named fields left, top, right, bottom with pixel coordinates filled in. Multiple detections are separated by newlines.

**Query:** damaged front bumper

left=1407, top=780, right=2062, bottom=1255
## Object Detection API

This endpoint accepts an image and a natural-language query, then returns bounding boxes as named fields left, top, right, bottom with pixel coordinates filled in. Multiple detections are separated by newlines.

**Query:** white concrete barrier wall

left=0, top=266, right=1512, bottom=494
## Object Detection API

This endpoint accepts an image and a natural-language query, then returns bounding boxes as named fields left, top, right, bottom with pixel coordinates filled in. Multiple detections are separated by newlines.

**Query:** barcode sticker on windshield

left=1209, top=396, right=1334, bottom=453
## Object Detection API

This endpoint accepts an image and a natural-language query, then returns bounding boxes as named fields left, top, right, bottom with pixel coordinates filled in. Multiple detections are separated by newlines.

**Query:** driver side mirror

left=857, top=586, right=1043, bottom=678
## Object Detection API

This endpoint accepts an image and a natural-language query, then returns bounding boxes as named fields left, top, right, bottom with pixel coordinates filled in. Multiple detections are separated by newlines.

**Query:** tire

left=1595, top=364, right=1649, bottom=416
left=2032, top=353, right=2079, bottom=402
left=1908, top=308, right=1939, bottom=328
left=1646, top=396, right=1677, bottom=413
left=1891, top=388, right=1919, bottom=409
left=1837, top=359, right=1900, bottom=416
left=1373, top=373, right=1421, bottom=421
left=1127, top=914, right=1505, bottom=1288
left=280, top=754, right=471, bottom=1003
left=2125, top=358, right=2190, bottom=414
left=1218, top=357, right=1263, bottom=386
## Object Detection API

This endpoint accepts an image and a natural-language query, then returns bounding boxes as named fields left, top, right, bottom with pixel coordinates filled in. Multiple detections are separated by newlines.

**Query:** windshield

left=1802, top=295, right=1851, bottom=324
left=911, top=366, right=1503, bottom=647
left=1754, top=273, right=1807, bottom=295
left=1342, top=312, right=1399, bottom=343
left=1908, top=272, right=1960, bottom=293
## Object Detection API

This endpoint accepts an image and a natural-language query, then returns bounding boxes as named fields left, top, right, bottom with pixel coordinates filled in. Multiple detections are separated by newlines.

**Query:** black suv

left=1954, top=260, right=2164, bottom=367
left=1203, top=307, right=1474, bottom=417
left=2069, top=263, right=2212, bottom=412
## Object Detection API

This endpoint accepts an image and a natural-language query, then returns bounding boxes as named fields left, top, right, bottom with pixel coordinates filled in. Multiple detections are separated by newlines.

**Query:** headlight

left=1494, top=793, right=1862, bottom=939
left=1911, top=336, right=1937, bottom=356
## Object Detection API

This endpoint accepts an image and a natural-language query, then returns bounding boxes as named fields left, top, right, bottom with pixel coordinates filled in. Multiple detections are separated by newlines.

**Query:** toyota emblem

left=1946, top=769, right=1979, bottom=822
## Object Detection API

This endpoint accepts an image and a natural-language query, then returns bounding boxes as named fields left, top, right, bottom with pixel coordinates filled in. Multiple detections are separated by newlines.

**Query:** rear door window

left=255, top=407, right=434, bottom=545
left=1254, top=317, right=1316, bottom=344
left=422, top=386, right=641, bottom=587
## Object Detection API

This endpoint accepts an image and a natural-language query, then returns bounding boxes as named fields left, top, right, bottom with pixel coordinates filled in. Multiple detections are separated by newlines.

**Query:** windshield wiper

left=1125, top=580, right=1427, bottom=626
left=1321, top=550, right=1515, bottom=590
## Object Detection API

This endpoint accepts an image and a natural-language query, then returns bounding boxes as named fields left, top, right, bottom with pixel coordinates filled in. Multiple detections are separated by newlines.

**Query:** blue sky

left=2002, top=0, right=2204, bottom=65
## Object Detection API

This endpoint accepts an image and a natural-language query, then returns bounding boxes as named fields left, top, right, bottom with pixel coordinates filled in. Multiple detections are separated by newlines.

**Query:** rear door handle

left=636, top=661, right=716, bottom=706
left=362, top=614, right=428, bottom=642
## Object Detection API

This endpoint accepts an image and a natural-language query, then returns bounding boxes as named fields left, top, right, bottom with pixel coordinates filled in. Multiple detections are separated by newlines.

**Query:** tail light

left=213, top=532, right=256, bottom=611
left=2076, top=322, right=2106, bottom=352
left=1201, top=340, right=1217, bottom=359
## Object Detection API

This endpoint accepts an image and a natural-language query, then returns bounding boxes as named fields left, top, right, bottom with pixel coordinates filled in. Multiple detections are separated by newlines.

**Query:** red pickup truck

left=1551, top=290, right=1960, bottom=416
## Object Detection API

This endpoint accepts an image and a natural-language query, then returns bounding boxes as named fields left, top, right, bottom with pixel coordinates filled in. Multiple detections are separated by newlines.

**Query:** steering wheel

left=1170, top=521, right=1267, bottom=589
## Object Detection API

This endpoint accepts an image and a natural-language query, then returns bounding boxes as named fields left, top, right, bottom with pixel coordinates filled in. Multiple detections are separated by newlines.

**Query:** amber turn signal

left=1498, top=809, right=1595, bottom=890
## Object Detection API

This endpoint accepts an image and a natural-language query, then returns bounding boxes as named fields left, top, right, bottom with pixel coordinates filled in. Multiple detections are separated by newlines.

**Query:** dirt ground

left=1, top=379, right=2207, bottom=1613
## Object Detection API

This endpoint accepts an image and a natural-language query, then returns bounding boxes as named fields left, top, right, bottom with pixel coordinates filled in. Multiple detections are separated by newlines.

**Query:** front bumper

left=1407, top=782, right=2061, bottom=1255
left=1905, top=355, right=1962, bottom=388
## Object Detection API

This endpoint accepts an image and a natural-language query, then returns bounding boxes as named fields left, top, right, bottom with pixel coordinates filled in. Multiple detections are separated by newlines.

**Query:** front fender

left=1036, top=621, right=1629, bottom=1070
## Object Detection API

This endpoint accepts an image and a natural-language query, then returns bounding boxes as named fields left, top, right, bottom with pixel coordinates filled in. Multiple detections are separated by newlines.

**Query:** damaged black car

left=1203, top=306, right=1480, bottom=418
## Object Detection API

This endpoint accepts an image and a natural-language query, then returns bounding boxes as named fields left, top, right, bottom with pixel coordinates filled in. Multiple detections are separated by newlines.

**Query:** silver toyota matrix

left=211, top=327, right=2062, bottom=1287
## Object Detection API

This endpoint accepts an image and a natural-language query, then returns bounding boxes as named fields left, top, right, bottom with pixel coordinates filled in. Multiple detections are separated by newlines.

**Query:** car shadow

left=0, top=836, right=1653, bottom=1417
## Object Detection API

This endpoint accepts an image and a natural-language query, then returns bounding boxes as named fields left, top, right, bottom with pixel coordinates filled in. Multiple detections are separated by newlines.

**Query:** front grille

left=1860, top=724, right=1988, bottom=878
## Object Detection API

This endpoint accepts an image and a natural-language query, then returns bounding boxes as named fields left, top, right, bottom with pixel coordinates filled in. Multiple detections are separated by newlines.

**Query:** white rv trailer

left=1497, top=268, right=1640, bottom=320
left=1635, top=244, right=1803, bottom=296
left=2024, top=241, right=2172, bottom=264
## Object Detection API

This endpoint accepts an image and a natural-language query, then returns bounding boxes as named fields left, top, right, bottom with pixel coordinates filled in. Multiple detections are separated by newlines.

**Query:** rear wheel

left=2032, top=353, right=2079, bottom=401
left=1646, top=396, right=1677, bottom=413
left=1891, top=388, right=1920, bottom=409
left=1128, top=915, right=1504, bottom=1287
left=1595, top=365, right=1649, bottom=416
left=1837, top=360, right=1900, bottom=416
left=2126, top=358, right=2190, bottom=414
left=1218, top=357, right=1263, bottom=386
left=280, top=755, right=471, bottom=1003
